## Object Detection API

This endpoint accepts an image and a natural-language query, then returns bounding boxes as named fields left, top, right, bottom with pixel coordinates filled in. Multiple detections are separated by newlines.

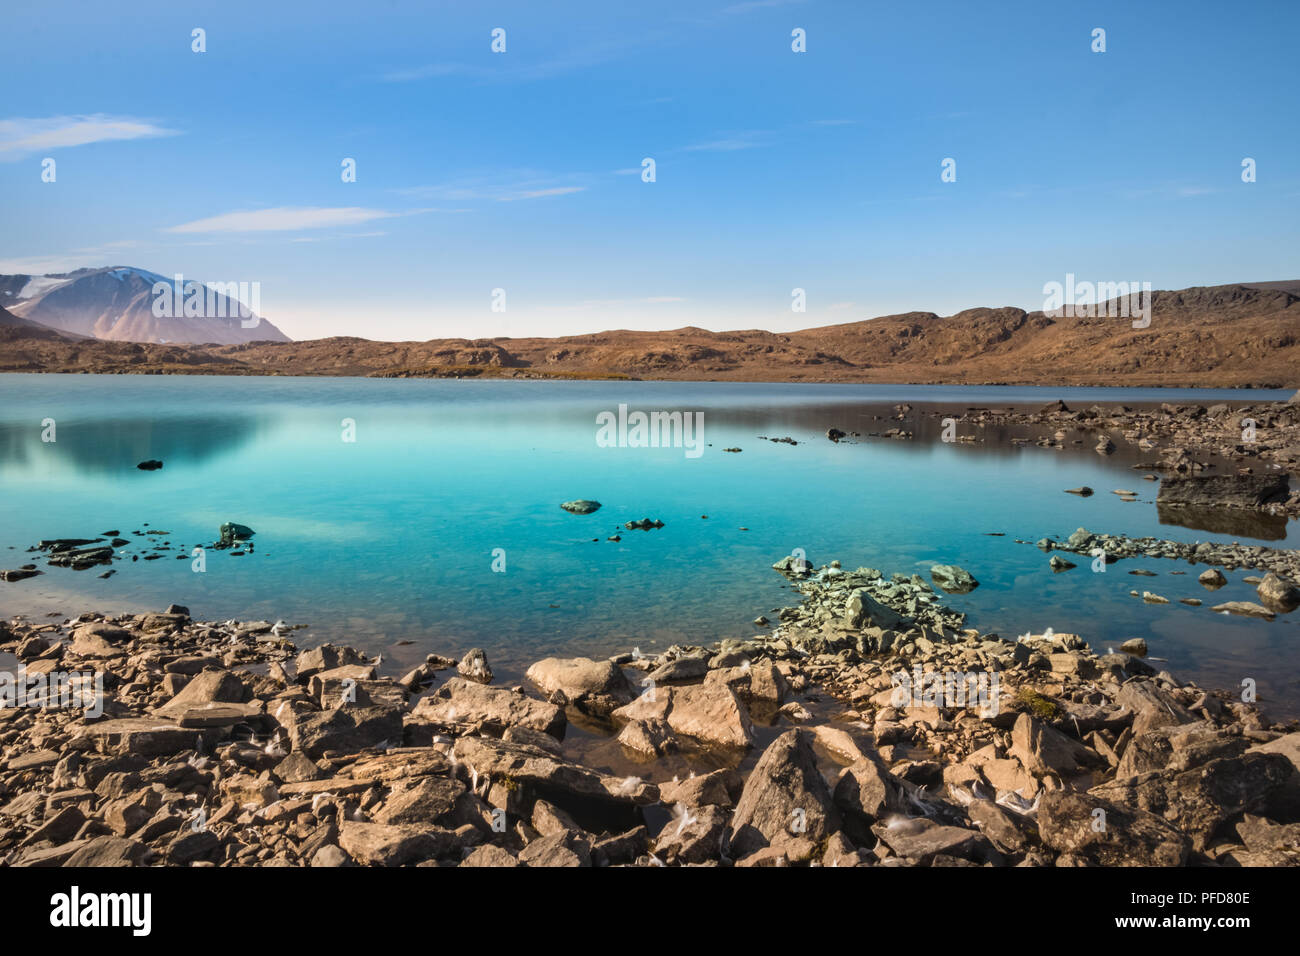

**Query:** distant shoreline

left=3, top=367, right=1297, bottom=392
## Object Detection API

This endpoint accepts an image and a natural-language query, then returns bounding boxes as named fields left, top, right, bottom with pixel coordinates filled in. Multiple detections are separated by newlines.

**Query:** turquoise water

left=1, top=375, right=1297, bottom=712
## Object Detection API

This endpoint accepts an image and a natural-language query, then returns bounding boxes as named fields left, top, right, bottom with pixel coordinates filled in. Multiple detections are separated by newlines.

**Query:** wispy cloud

left=397, top=173, right=587, bottom=202
left=499, top=186, right=585, bottom=201
left=0, top=114, right=177, bottom=161
left=723, top=0, right=808, bottom=14
left=165, top=207, right=406, bottom=233
left=681, top=131, right=769, bottom=152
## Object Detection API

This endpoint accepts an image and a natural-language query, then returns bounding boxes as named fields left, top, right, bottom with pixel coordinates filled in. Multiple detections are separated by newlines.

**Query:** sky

left=2, top=0, right=1298, bottom=342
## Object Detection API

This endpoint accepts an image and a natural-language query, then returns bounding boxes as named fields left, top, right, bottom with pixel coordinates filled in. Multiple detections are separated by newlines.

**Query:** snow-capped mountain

left=0, top=266, right=291, bottom=345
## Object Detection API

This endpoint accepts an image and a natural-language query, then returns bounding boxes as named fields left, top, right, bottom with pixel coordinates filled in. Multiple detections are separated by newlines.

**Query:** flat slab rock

left=338, top=821, right=459, bottom=866
left=452, top=735, right=658, bottom=806
left=75, top=718, right=199, bottom=757
left=411, top=677, right=565, bottom=738
left=612, top=681, right=755, bottom=750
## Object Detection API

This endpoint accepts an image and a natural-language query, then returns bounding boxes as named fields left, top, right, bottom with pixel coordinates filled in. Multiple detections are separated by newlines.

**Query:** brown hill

left=3, top=281, right=1297, bottom=387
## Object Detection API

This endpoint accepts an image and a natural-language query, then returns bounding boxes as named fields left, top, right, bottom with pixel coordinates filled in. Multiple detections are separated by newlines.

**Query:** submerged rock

left=560, top=500, right=601, bottom=515
left=929, top=564, right=979, bottom=594
left=216, top=521, right=255, bottom=549
left=0, top=569, right=43, bottom=582
left=1210, top=601, right=1276, bottom=620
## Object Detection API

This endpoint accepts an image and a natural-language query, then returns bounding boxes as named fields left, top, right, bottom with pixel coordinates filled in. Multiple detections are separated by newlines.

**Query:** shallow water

left=1, top=375, right=1296, bottom=715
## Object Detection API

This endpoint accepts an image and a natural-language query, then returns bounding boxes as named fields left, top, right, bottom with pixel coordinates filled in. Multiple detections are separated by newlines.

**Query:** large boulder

left=69, top=623, right=130, bottom=659
left=74, top=718, right=197, bottom=757
left=844, top=588, right=906, bottom=630
left=525, top=657, right=636, bottom=716
left=283, top=703, right=404, bottom=759
left=1115, top=680, right=1195, bottom=737
left=338, top=821, right=456, bottom=866
left=411, top=677, right=565, bottom=738
left=1248, top=732, right=1300, bottom=773
left=704, top=662, right=788, bottom=706
left=294, top=644, right=370, bottom=680
left=726, top=729, right=841, bottom=863
left=612, top=682, right=754, bottom=750
left=1010, top=713, right=1105, bottom=777
left=154, top=669, right=250, bottom=720
left=1258, top=572, right=1300, bottom=613
left=373, top=776, right=470, bottom=827
left=1037, top=791, right=1190, bottom=866
left=1116, top=723, right=1248, bottom=780
left=1089, top=753, right=1300, bottom=851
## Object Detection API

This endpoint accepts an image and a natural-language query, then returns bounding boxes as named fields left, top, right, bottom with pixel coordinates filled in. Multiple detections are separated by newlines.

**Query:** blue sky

left=2, top=0, right=1297, bottom=341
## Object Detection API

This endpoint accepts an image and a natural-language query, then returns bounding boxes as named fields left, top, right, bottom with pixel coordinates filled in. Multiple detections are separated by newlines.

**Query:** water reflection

left=1157, top=502, right=1288, bottom=541
left=0, top=415, right=265, bottom=476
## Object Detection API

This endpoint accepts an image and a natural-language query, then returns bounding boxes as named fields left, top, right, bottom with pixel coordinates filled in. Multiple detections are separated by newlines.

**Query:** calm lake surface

left=2, top=375, right=1297, bottom=714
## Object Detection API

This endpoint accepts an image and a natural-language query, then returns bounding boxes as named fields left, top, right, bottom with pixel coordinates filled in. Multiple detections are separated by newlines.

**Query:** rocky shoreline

left=2, top=546, right=1298, bottom=868
left=926, top=395, right=1300, bottom=518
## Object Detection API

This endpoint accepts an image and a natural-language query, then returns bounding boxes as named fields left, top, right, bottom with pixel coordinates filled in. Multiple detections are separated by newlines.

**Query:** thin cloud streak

left=0, top=114, right=177, bottom=160
left=165, top=207, right=402, bottom=233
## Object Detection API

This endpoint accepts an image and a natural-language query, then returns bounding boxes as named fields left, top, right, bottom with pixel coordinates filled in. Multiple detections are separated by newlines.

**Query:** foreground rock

left=411, top=677, right=565, bottom=738
left=3, top=539, right=1300, bottom=869
left=612, top=682, right=755, bottom=751
left=525, top=657, right=636, bottom=716
left=726, top=730, right=840, bottom=864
